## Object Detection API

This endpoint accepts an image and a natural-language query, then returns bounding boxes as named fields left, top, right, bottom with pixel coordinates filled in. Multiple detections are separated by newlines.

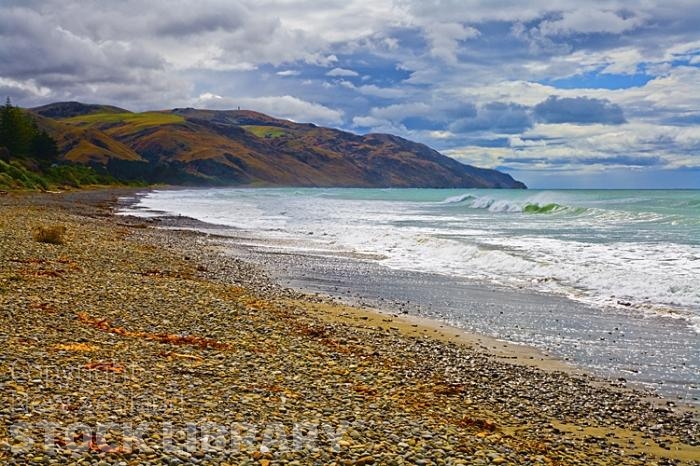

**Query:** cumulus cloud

left=154, top=8, right=247, bottom=36
left=533, top=96, right=626, bottom=125
left=1, top=1, right=699, bottom=185
left=367, top=102, right=435, bottom=120
left=0, top=4, right=189, bottom=108
left=424, top=22, right=480, bottom=64
left=326, top=67, right=359, bottom=77
left=352, top=101, right=478, bottom=134
left=336, top=80, right=411, bottom=99
left=449, top=120, right=700, bottom=179
left=502, top=155, right=665, bottom=167
left=0, top=7, right=165, bottom=80
left=450, top=102, right=532, bottom=134
left=0, top=77, right=50, bottom=98
left=197, top=93, right=344, bottom=125
left=537, top=9, right=648, bottom=37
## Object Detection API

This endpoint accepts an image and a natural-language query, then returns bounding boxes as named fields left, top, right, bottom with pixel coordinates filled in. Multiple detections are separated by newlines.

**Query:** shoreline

left=125, top=190, right=698, bottom=407
left=267, top=254, right=700, bottom=405
left=121, top=187, right=700, bottom=407
left=115, top=190, right=700, bottom=424
left=1, top=188, right=698, bottom=464
left=170, top=230, right=575, bottom=374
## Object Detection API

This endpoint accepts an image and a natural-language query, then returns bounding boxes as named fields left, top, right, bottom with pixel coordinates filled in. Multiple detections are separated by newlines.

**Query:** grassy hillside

left=0, top=100, right=128, bottom=191
left=64, top=111, right=185, bottom=129
left=26, top=102, right=526, bottom=189
left=241, top=125, right=288, bottom=138
left=35, top=115, right=144, bottom=165
left=31, top=101, right=129, bottom=118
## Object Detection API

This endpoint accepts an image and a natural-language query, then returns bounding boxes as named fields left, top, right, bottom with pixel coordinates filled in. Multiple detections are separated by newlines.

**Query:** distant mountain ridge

left=29, top=101, right=526, bottom=188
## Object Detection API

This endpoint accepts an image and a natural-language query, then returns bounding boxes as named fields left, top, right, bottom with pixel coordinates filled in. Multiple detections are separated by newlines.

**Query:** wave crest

left=523, top=202, right=564, bottom=214
left=441, top=193, right=477, bottom=204
left=441, top=194, right=570, bottom=214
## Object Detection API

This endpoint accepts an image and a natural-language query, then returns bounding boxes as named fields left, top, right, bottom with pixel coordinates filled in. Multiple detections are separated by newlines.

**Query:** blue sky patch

left=541, top=70, right=653, bottom=90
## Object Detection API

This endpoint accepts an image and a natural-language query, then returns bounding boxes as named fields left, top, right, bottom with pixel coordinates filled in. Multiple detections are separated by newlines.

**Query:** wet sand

left=188, top=229, right=699, bottom=407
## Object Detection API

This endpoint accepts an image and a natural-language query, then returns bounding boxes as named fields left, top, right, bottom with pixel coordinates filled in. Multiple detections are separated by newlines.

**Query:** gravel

left=0, top=189, right=698, bottom=465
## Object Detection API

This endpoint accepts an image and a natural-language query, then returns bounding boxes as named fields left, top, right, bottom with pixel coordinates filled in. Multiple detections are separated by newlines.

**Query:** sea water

left=123, top=188, right=700, bottom=401
left=127, top=188, right=700, bottom=334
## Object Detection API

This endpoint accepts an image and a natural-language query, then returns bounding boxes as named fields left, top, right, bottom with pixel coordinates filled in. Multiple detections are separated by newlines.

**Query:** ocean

left=123, top=188, right=700, bottom=402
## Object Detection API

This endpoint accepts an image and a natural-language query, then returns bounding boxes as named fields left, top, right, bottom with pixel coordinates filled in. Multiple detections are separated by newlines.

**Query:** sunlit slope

left=30, top=102, right=525, bottom=188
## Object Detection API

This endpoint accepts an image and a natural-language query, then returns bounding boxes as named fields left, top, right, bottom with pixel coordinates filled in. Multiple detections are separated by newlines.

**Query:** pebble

left=0, top=190, right=697, bottom=466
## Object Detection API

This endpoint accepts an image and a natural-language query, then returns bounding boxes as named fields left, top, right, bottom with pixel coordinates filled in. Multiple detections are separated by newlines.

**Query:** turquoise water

left=128, top=188, right=700, bottom=333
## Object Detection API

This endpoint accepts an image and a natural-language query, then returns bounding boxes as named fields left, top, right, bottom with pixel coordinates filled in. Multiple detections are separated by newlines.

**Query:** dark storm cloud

left=533, top=95, right=626, bottom=125
left=1, top=8, right=159, bottom=79
left=0, top=3, right=189, bottom=109
left=156, top=9, right=247, bottom=36
left=402, top=116, right=447, bottom=130
left=449, top=102, right=532, bottom=134
left=0, top=7, right=163, bottom=77
left=0, top=83, right=40, bottom=103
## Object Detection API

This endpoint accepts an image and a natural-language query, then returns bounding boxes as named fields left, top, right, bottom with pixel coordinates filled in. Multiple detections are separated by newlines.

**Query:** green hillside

left=13, top=101, right=526, bottom=189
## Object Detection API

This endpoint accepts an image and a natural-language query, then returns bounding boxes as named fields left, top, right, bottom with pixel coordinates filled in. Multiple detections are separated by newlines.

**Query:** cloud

left=0, top=7, right=165, bottom=80
left=0, top=4, right=189, bottom=108
left=502, top=155, right=665, bottom=167
left=423, top=22, right=480, bottom=64
left=367, top=102, right=434, bottom=120
left=1, top=1, right=700, bottom=186
left=352, top=101, right=478, bottom=134
left=197, top=93, right=344, bottom=125
left=450, top=102, right=532, bottom=134
left=537, top=9, right=648, bottom=37
left=0, top=77, right=50, bottom=98
left=326, top=67, right=359, bottom=77
left=336, top=80, right=411, bottom=98
left=155, top=7, right=248, bottom=36
left=533, top=95, right=626, bottom=125
left=662, top=113, right=700, bottom=126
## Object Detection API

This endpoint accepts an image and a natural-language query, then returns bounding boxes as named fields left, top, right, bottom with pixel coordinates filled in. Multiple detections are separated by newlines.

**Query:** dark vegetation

left=0, top=99, right=121, bottom=190
left=1, top=97, right=58, bottom=162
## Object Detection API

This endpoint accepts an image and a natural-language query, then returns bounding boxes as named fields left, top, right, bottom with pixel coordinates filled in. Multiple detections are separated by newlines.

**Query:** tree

left=0, top=97, right=31, bottom=156
left=0, top=97, right=13, bottom=152
left=32, top=130, right=59, bottom=161
left=0, top=97, right=59, bottom=161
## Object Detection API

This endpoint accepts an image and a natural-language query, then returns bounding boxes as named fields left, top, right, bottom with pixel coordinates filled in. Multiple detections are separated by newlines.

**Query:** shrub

left=32, top=225, right=67, bottom=245
left=0, top=159, right=50, bottom=190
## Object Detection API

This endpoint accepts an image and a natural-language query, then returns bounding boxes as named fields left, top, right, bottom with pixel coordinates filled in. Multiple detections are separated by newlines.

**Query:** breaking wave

left=441, top=193, right=572, bottom=214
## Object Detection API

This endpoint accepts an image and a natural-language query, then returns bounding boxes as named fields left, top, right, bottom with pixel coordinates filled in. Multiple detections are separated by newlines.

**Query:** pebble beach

left=0, top=189, right=698, bottom=465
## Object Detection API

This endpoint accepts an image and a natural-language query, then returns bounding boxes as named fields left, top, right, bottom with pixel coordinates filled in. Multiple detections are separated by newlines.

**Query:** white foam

left=440, top=193, right=476, bottom=204
left=125, top=187, right=700, bottom=333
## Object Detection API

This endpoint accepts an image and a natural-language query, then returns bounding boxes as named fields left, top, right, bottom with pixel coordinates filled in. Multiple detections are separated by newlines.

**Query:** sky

left=1, top=1, right=700, bottom=188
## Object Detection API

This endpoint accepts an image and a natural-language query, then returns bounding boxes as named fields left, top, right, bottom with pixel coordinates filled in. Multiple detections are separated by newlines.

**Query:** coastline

left=166, top=206, right=699, bottom=406
left=0, top=188, right=698, bottom=464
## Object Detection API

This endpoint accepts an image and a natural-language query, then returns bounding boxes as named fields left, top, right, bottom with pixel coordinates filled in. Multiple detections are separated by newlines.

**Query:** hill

left=28, top=102, right=525, bottom=188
